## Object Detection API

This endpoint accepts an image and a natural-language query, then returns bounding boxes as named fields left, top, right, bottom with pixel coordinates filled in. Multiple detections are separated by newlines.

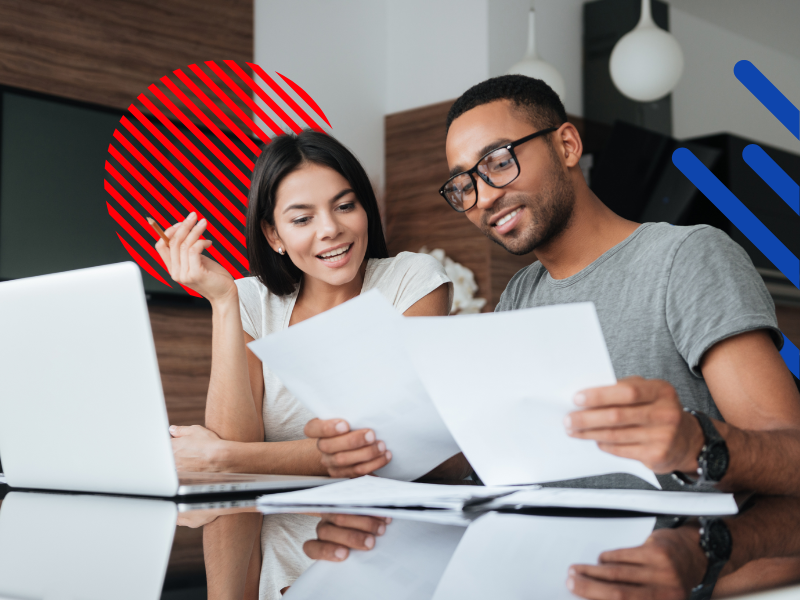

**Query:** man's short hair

left=446, top=75, right=567, bottom=133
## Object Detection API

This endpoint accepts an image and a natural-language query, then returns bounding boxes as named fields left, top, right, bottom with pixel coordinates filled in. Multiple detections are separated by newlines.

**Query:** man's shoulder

left=495, top=259, right=545, bottom=312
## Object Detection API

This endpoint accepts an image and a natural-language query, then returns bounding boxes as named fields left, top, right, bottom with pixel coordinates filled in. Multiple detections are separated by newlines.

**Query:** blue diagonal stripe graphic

left=734, top=60, right=800, bottom=139
left=742, top=145, right=800, bottom=215
left=672, top=147, right=800, bottom=288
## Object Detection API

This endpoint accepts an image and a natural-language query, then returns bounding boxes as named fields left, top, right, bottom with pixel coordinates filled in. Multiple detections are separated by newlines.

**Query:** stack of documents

left=257, top=476, right=524, bottom=511
left=257, top=476, right=737, bottom=516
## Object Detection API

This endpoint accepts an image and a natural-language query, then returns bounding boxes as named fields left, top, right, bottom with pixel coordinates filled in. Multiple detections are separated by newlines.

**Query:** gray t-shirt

left=495, top=222, right=782, bottom=491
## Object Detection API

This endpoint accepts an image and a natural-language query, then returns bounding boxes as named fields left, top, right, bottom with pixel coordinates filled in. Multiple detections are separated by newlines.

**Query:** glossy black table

left=1, top=482, right=798, bottom=600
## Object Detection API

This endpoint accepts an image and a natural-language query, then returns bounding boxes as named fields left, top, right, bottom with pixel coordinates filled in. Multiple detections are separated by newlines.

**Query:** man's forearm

left=716, top=423, right=800, bottom=495
left=215, top=438, right=328, bottom=476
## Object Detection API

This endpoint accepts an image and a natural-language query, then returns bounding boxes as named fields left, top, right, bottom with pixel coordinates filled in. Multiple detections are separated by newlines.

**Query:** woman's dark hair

left=246, top=130, right=389, bottom=296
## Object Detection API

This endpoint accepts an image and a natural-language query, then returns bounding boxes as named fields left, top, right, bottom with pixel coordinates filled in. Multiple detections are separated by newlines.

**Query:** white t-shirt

left=234, top=251, right=452, bottom=600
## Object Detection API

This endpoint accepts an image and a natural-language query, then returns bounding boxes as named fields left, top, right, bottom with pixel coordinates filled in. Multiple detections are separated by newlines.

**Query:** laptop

left=0, top=262, right=341, bottom=496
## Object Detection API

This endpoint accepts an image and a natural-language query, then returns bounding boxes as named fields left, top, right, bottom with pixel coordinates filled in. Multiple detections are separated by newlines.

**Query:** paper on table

left=401, top=303, right=660, bottom=488
left=256, top=475, right=526, bottom=510
left=284, top=518, right=466, bottom=600
left=477, top=487, right=738, bottom=516
left=432, top=512, right=656, bottom=600
left=258, top=504, right=476, bottom=526
left=247, top=290, right=461, bottom=481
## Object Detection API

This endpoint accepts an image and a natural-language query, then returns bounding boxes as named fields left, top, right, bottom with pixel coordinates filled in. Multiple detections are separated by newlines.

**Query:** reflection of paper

left=0, top=473, right=6, bottom=484
left=0, top=492, right=176, bottom=600
left=256, top=476, right=525, bottom=510
left=432, top=513, right=655, bottom=600
left=285, top=518, right=467, bottom=600
left=479, top=487, right=737, bottom=516
left=258, top=505, right=475, bottom=526
left=247, top=291, right=460, bottom=481
left=401, top=303, right=660, bottom=488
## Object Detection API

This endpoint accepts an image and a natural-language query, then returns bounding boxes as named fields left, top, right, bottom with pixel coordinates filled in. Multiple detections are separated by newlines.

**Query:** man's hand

left=567, top=527, right=707, bottom=600
left=565, top=377, right=705, bottom=474
left=304, top=419, right=391, bottom=478
left=303, top=514, right=391, bottom=562
left=170, top=424, right=225, bottom=472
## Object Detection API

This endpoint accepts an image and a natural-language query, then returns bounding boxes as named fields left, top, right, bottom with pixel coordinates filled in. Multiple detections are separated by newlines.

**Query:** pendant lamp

left=507, top=8, right=566, bottom=103
left=609, top=0, right=684, bottom=102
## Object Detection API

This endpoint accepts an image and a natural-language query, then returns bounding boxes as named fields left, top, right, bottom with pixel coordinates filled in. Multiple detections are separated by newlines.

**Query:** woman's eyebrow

left=282, top=188, right=355, bottom=214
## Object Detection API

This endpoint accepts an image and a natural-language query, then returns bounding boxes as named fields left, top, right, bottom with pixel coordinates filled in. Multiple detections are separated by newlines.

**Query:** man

left=304, top=77, right=800, bottom=559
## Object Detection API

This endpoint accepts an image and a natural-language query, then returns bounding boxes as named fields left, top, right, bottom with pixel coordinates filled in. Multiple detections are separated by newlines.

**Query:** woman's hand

left=154, top=212, right=236, bottom=304
left=304, top=419, right=392, bottom=478
left=303, top=514, right=392, bottom=562
left=170, top=424, right=226, bottom=472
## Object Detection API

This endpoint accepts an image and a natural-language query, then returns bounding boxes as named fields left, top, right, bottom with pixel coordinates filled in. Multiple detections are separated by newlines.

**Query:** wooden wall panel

left=149, top=304, right=213, bottom=426
left=0, top=0, right=253, bottom=111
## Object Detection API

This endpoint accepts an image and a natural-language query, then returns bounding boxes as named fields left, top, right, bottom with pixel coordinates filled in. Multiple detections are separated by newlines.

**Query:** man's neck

left=534, top=187, right=640, bottom=281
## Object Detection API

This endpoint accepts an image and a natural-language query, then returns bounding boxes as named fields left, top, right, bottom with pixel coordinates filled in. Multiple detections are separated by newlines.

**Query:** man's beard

left=481, top=160, right=575, bottom=256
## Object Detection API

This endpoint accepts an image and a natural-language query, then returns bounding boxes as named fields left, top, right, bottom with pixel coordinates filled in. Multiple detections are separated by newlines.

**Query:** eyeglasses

left=438, top=127, right=558, bottom=212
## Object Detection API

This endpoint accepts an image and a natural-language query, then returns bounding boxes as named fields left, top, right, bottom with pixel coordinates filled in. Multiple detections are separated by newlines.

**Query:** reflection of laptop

left=0, top=491, right=176, bottom=600
left=0, top=262, right=340, bottom=496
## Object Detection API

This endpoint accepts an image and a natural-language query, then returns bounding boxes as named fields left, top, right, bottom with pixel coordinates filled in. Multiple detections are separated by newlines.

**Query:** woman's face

left=265, top=162, right=369, bottom=288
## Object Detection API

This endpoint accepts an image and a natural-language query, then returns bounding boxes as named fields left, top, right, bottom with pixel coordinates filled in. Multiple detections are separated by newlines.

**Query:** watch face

left=705, top=442, right=729, bottom=482
left=705, top=520, right=733, bottom=561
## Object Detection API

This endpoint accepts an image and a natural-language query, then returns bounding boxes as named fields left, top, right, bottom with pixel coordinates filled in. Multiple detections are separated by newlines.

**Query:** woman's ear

left=261, top=221, right=283, bottom=254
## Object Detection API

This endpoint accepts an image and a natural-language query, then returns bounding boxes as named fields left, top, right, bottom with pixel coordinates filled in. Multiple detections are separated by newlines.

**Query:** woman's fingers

left=317, top=429, right=380, bottom=454
left=305, top=418, right=350, bottom=439
left=303, top=539, right=350, bottom=562
left=320, top=441, right=388, bottom=470
left=327, top=451, right=392, bottom=478
left=182, top=218, right=209, bottom=281
left=169, top=213, right=197, bottom=281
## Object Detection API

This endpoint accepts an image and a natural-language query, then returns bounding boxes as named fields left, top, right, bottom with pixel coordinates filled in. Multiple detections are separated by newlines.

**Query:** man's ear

left=261, top=221, right=283, bottom=253
left=555, top=122, right=583, bottom=169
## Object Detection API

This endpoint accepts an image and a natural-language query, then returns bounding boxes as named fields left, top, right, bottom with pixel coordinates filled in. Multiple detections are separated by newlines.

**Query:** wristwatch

left=691, top=517, right=733, bottom=599
left=671, top=409, right=729, bottom=489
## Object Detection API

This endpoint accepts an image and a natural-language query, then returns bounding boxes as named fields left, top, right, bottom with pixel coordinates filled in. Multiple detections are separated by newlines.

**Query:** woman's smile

left=316, top=242, right=354, bottom=266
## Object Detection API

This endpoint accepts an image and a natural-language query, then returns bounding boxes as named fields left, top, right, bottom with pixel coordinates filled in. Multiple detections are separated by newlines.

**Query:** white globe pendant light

left=507, top=8, right=566, bottom=103
left=609, top=0, right=684, bottom=102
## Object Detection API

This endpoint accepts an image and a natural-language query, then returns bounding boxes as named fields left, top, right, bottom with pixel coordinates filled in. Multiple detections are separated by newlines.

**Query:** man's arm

left=567, top=330, right=800, bottom=494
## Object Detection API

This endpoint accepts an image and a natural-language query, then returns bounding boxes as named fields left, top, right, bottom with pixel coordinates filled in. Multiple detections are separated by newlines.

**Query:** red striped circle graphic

left=104, top=61, right=331, bottom=296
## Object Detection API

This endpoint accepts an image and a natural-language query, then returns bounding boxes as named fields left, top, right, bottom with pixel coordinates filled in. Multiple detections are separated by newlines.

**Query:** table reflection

left=0, top=491, right=176, bottom=600
left=1, top=489, right=798, bottom=600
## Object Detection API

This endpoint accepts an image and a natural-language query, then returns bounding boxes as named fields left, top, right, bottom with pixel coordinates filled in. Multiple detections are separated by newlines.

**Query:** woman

left=155, top=130, right=454, bottom=598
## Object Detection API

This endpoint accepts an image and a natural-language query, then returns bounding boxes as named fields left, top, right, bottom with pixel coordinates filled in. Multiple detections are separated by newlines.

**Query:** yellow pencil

left=146, top=216, right=170, bottom=248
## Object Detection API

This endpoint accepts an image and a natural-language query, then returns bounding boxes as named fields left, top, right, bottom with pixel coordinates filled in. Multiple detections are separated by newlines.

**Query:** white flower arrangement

left=419, top=247, right=487, bottom=315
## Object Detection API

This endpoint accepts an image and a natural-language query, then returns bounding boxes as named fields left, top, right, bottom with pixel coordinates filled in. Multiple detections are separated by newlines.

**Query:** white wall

left=385, top=0, right=489, bottom=115
left=671, top=8, right=800, bottom=155
left=253, top=0, right=387, bottom=193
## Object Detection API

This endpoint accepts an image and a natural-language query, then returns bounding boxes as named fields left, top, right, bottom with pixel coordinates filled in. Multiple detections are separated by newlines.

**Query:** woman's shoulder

left=367, top=251, right=448, bottom=281
left=234, top=276, right=296, bottom=313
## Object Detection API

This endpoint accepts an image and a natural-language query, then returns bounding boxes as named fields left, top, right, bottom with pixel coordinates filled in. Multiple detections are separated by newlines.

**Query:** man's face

left=445, top=100, right=575, bottom=255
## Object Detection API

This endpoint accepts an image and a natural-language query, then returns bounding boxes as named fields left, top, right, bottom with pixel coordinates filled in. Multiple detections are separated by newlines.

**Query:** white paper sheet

left=256, top=476, right=526, bottom=510
left=247, top=290, right=461, bottom=481
left=284, top=518, right=467, bottom=600
left=432, top=513, right=656, bottom=600
left=478, top=487, right=738, bottom=516
left=400, top=303, right=660, bottom=488
left=257, top=504, right=476, bottom=526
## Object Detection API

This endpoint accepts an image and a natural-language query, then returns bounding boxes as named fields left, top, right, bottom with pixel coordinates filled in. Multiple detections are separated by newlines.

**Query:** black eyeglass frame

left=438, top=126, right=559, bottom=212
